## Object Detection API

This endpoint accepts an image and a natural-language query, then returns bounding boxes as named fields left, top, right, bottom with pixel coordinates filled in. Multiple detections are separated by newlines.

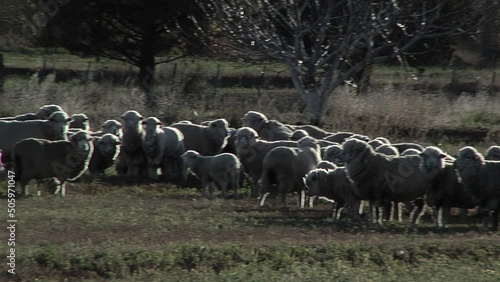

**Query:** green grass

left=1, top=182, right=499, bottom=281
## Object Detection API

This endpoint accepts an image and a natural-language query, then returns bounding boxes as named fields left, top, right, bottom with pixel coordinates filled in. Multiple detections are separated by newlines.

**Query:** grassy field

left=0, top=181, right=499, bottom=281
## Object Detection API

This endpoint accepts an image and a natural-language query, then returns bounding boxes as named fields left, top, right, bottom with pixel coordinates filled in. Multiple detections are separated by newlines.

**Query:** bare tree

left=198, top=0, right=480, bottom=125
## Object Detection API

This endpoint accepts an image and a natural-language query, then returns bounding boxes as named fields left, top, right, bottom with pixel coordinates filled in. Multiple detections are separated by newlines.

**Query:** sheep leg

left=410, top=198, right=425, bottom=225
left=208, top=182, right=214, bottom=200
left=442, top=207, right=450, bottom=229
left=492, top=209, right=499, bottom=231
left=233, top=173, right=240, bottom=199
left=148, top=166, right=159, bottom=180
left=308, top=195, right=315, bottom=208
left=299, top=190, right=305, bottom=208
left=432, top=206, right=440, bottom=228
left=259, top=192, right=270, bottom=206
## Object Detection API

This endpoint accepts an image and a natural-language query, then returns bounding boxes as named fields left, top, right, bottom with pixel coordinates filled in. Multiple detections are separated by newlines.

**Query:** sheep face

left=455, top=146, right=484, bottom=182
left=235, top=127, right=258, bottom=151
left=141, top=117, right=163, bottom=138
left=341, top=139, right=373, bottom=165
left=303, top=169, right=328, bottom=196
left=70, top=114, right=90, bottom=131
left=208, top=119, right=230, bottom=144
left=291, top=130, right=309, bottom=141
left=419, top=146, right=446, bottom=180
left=121, top=110, right=143, bottom=132
left=243, top=111, right=268, bottom=131
left=102, top=120, right=123, bottom=139
left=70, top=131, right=94, bottom=155
left=97, top=134, right=121, bottom=159
left=181, top=150, right=200, bottom=180
left=485, top=146, right=500, bottom=161
left=323, top=145, right=344, bottom=165
left=48, top=111, right=72, bottom=140
left=36, top=104, right=64, bottom=119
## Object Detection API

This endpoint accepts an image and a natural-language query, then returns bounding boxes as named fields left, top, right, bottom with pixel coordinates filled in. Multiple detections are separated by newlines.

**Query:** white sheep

left=235, top=127, right=298, bottom=197
left=172, top=119, right=229, bottom=156
left=69, top=113, right=90, bottom=130
left=182, top=150, right=241, bottom=199
left=259, top=136, right=322, bottom=207
left=92, top=119, right=123, bottom=140
left=13, top=130, right=94, bottom=197
left=0, top=111, right=72, bottom=163
left=454, top=146, right=500, bottom=230
left=118, top=110, right=146, bottom=176
left=485, top=145, right=500, bottom=161
left=342, top=139, right=427, bottom=224
left=141, top=117, right=186, bottom=180
left=88, top=133, right=121, bottom=174
left=0, top=104, right=64, bottom=121
left=243, top=111, right=293, bottom=141
left=419, top=146, right=475, bottom=228
left=304, top=168, right=362, bottom=220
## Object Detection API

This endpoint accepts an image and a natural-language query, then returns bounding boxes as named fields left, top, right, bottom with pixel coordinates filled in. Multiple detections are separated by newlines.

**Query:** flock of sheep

left=1, top=106, right=500, bottom=230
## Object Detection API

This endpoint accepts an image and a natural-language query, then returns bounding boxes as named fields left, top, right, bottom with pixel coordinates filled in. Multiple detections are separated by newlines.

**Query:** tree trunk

left=137, top=47, right=156, bottom=109
left=304, top=92, right=326, bottom=126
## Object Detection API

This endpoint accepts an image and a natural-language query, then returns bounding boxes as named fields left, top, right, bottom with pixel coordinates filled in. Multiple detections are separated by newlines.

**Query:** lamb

left=259, top=136, right=322, bottom=207
left=485, top=145, right=500, bottom=161
left=392, top=143, right=424, bottom=155
left=0, top=104, right=64, bottom=121
left=304, top=168, right=362, bottom=220
left=69, top=113, right=90, bottom=130
left=235, top=127, right=298, bottom=197
left=242, top=111, right=293, bottom=141
left=13, top=130, right=94, bottom=197
left=322, top=144, right=344, bottom=166
left=118, top=110, right=146, bottom=176
left=182, top=150, right=241, bottom=199
left=375, top=144, right=400, bottom=157
left=141, top=117, right=186, bottom=180
left=0, top=111, right=72, bottom=163
left=92, top=119, right=123, bottom=140
left=342, top=139, right=428, bottom=224
left=88, top=133, right=121, bottom=174
left=419, top=146, right=476, bottom=228
left=171, top=119, right=229, bottom=156
left=454, top=146, right=500, bottom=230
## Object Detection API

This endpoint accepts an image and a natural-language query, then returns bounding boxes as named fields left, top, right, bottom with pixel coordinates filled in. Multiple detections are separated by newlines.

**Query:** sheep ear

left=139, top=116, right=144, bottom=120
left=439, top=154, right=447, bottom=159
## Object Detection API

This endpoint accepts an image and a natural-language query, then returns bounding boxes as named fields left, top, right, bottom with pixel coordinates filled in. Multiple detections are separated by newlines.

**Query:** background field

left=1, top=51, right=500, bottom=281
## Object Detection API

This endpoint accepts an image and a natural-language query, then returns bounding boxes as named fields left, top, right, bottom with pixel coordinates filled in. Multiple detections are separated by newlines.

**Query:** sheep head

left=207, top=119, right=230, bottom=148
left=70, top=113, right=90, bottom=131
left=121, top=110, right=144, bottom=133
left=455, top=146, right=484, bottom=182
left=242, top=111, right=268, bottom=131
left=419, top=146, right=447, bottom=180
left=341, top=139, right=374, bottom=165
left=303, top=168, right=329, bottom=197
left=101, top=119, right=123, bottom=139
left=48, top=111, right=72, bottom=141
left=485, top=145, right=500, bottom=161
left=235, top=127, right=259, bottom=151
left=69, top=130, right=94, bottom=157
left=96, top=133, right=121, bottom=160
left=181, top=150, right=201, bottom=180
left=323, top=145, right=344, bottom=166
left=36, top=104, right=64, bottom=119
left=141, top=117, right=163, bottom=138
left=291, top=129, right=309, bottom=141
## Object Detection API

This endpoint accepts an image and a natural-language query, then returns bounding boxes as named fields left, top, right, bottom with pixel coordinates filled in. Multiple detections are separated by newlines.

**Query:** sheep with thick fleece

left=454, top=146, right=500, bottom=230
left=172, top=119, right=229, bottom=156
left=69, top=113, right=90, bottom=130
left=322, top=144, right=344, bottom=166
left=0, top=104, right=64, bottom=121
left=392, top=143, right=424, bottom=155
left=88, top=133, right=121, bottom=174
left=290, top=129, right=309, bottom=141
left=243, top=111, right=293, bottom=141
left=141, top=117, right=185, bottom=180
left=316, top=160, right=337, bottom=170
left=375, top=144, right=400, bottom=157
left=485, top=145, right=500, bottom=161
left=401, top=148, right=421, bottom=156
left=304, top=168, right=362, bottom=220
left=0, top=111, right=72, bottom=163
left=259, top=136, right=322, bottom=207
left=182, top=150, right=241, bottom=199
left=342, top=139, right=427, bottom=224
left=288, top=125, right=331, bottom=139
left=235, top=127, right=298, bottom=197
left=324, top=132, right=355, bottom=143
left=118, top=110, right=146, bottom=176
left=419, top=146, right=475, bottom=228
left=13, top=130, right=94, bottom=197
